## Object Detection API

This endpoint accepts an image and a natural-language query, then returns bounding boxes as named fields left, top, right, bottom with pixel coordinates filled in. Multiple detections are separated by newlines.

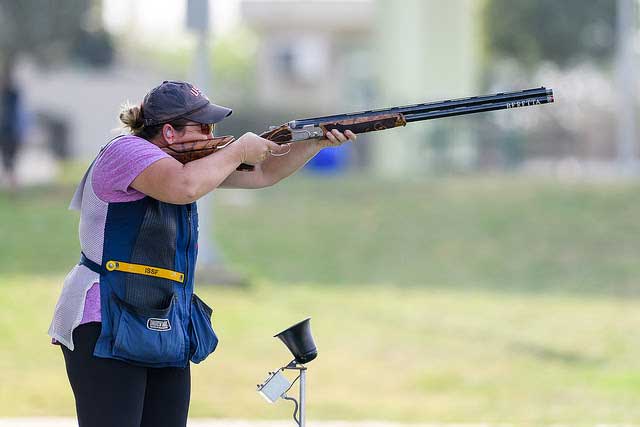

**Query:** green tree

left=0, top=0, right=113, bottom=72
left=484, top=0, right=616, bottom=68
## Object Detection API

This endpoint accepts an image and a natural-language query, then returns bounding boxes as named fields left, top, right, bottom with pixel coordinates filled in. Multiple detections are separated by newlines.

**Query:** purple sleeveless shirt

left=79, top=136, right=170, bottom=325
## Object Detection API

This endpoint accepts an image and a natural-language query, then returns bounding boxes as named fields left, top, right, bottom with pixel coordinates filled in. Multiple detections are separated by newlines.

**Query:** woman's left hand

left=317, top=129, right=357, bottom=148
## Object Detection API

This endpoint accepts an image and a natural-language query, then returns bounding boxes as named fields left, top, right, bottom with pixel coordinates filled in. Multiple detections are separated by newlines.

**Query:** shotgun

left=161, top=87, right=554, bottom=171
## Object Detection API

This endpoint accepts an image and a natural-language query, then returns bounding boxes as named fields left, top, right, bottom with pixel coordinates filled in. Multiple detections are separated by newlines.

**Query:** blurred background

left=1, top=0, right=639, bottom=425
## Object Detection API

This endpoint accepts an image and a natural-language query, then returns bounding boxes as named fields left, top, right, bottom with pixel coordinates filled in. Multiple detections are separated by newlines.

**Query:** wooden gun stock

left=160, top=135, right=235, bottom=163
left=160, top=135, right=254, bottom=170
left=162, top=114, right=406, bottom=170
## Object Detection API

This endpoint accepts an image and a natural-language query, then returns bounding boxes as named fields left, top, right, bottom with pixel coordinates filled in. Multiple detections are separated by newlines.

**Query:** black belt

left=79, top=252, right=105, bottom=275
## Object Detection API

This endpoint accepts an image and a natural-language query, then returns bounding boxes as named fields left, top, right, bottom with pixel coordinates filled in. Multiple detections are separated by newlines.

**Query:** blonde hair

left=118, top=100, right=188, bottom=139
left=119, top=101, right=145, bottom=135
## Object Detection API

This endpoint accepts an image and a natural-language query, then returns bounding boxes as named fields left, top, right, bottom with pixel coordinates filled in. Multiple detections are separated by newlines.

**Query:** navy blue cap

left=142, top=80, right=232, bottom=126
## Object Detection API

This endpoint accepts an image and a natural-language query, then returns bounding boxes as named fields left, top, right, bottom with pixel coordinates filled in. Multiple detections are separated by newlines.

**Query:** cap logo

left=190, top=86, right=201, bottom=97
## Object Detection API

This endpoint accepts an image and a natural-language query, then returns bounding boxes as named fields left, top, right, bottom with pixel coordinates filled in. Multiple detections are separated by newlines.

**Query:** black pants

left=61, top=322, right=191, bottom=427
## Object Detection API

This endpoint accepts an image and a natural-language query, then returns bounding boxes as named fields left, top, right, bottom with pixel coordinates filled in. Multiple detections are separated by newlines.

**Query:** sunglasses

left=181, top=123, right=215, bottom=135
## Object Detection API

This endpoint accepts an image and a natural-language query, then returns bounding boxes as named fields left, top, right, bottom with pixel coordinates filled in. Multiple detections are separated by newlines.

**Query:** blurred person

left=0, top=61, right=22, bottom=192
left=48, top=80, right=355, bottom=427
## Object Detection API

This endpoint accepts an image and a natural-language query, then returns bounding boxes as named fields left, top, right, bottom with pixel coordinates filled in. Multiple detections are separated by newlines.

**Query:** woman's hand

left=236, top=132, right=282, bottom=165
left=317, top=129, right=357, bottom=148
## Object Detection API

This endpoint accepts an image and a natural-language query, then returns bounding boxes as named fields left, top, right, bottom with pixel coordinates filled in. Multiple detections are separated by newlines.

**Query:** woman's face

left=178, top=122, right=214, bottom=140
left=163, top=122, right=214, bottom=145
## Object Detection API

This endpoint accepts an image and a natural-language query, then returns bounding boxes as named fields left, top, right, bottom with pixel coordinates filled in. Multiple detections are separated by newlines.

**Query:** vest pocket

left=112, top=293, right=185, bottom=364
left=189, top=294, right=219, bottom=364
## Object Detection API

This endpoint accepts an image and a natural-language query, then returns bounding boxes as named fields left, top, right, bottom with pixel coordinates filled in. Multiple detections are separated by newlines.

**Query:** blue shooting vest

left=77, top=145, right=218, bottom=368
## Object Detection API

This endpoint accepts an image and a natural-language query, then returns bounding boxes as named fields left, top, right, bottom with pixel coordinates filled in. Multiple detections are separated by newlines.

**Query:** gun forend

left=319, top=113, right=407, bottom=135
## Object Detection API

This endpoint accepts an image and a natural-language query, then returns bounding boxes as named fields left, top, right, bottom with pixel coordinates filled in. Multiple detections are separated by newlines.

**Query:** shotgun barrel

left=290, top=87, right=554, bottom=129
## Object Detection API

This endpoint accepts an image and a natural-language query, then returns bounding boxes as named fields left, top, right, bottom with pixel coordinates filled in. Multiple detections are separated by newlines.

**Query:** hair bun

left=119, top=102, right=144, bottom=132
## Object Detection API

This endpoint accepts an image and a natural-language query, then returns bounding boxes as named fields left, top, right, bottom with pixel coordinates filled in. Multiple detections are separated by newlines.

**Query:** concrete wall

left=17, top=59, right=168, bottom=160
left=371, top=0, right=481, bottom=177
left=240, top=0, right=373, bottom=113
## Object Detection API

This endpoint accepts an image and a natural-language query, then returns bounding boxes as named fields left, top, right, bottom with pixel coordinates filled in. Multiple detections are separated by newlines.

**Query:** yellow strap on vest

left=105, top=260, right=185, bottom=284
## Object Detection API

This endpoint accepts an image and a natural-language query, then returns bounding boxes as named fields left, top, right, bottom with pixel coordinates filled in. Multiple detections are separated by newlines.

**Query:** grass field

left=1, top=173, right=640, bottom=423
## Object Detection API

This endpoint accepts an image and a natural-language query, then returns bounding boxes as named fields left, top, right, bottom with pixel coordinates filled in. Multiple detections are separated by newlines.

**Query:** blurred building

left=240, top=0, right=374, bottom=114
left=240, top=0, right=481, bottom=176
left=370, top=0, right=481, bottom=177
left=18, top=59, right=166, bottom=159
